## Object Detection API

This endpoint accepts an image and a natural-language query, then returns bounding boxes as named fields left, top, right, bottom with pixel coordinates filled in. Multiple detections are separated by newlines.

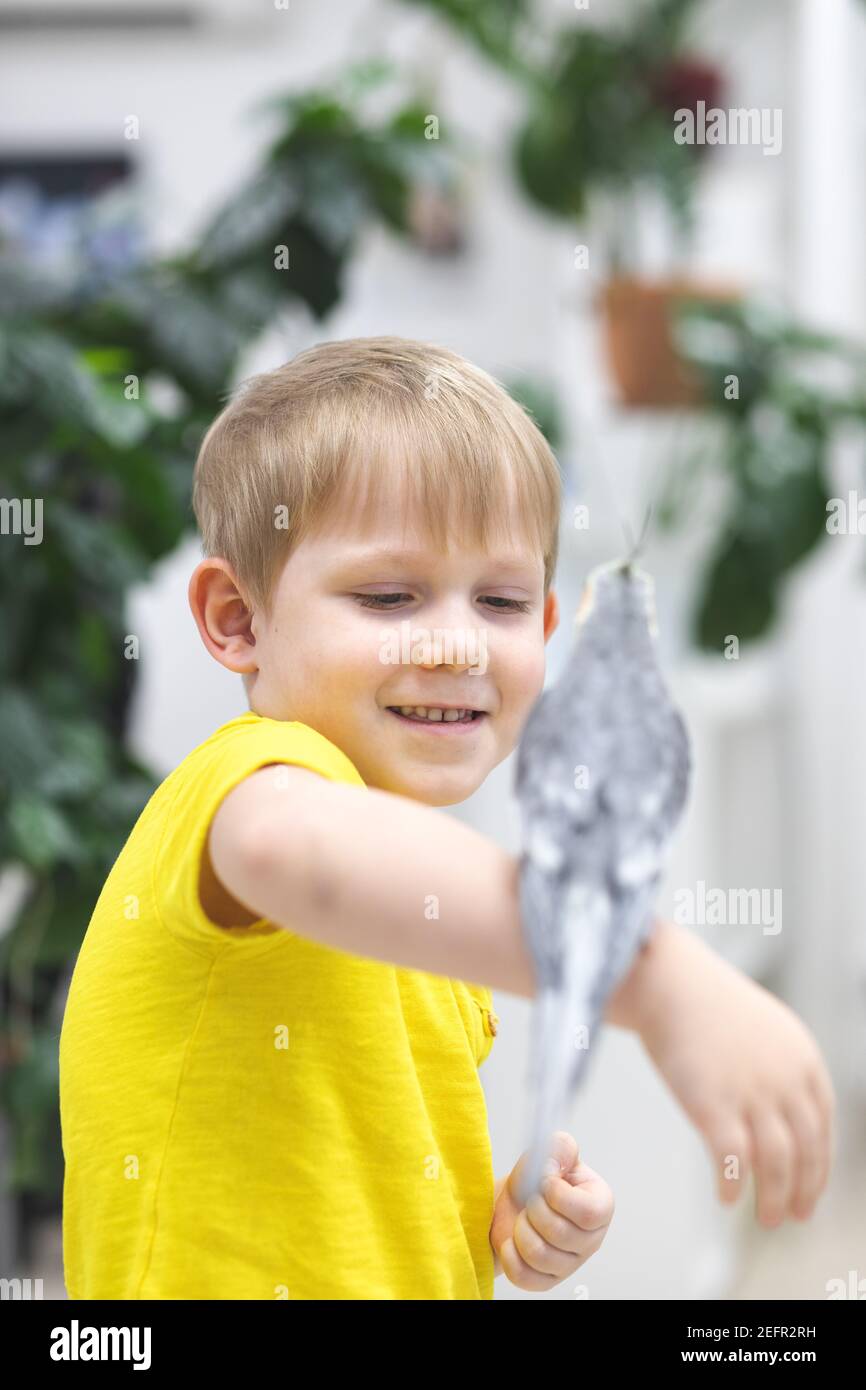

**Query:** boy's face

left=194, top=499, right=559, bottom=806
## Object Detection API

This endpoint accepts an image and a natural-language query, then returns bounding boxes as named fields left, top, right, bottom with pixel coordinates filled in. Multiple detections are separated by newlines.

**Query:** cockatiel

left=513, top=548, right=691, bottom=1205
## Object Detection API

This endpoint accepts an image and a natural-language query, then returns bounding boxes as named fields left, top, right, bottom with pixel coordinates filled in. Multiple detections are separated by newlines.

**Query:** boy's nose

left=415, top=637, right=485, bottom=674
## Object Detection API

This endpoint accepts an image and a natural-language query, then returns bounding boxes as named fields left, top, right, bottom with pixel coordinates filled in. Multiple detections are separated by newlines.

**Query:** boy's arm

left=602, top=914, right=667, bottom=1031
left=210, top=761, right=660, bottom=1018
left=209, top=763, right=536, bottom=996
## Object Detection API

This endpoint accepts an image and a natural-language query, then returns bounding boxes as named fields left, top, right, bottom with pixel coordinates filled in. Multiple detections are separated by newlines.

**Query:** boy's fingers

left=808, top=1059, right=835, bottom=1126
left=525, top=1189, right=595, bottom=1256
left=542, top=1129, right=581, bottom=1181
left=499, top=1236, right=560, bottom=1293
left=511, top=1130, right=580, bottom=1203
left=748, top=1108, right=795, bottom=1227
left=808, top=1067, right=836, bottom=1190
left=783, top=1096, right=827, bottom=1219
left=542, top=1162, right=614, bottom=1232
left=513, top=1209, right=582, bottom=1277
left=705, top=1116, right=752, bottom=1205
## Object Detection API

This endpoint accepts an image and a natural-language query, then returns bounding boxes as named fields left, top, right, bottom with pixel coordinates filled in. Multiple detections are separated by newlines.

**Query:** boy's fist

left=489, top=1132, right=614, bottom=1291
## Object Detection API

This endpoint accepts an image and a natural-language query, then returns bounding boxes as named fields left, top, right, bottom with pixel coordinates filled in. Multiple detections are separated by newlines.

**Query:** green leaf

left=273, top=220, right=345, bottom=319
left=398, top=0, right=532, bottom=75
left=294, top=150, right=369, bottom=254
left=112, top=272, right=247, bottom=395
left=90, top=771, right=155, bottom=828
left=338, top=56, right=398, bottom=100
left=195, top=169, right=302, bottom=271
left=35, top=719, right=112, bottom=800
left=503, top=374, right=563, bottom=451
left=513, top=99, right=585, bottom=218
left=0, top=1030, right=63, bottom=1194
left=6, top=329, right=102, bottom=426
left=49, top=500, right=149, bottom=591
left=7, top=794, right=84, bottom=870
left=693, top=529, right=779, bottom=651
left=0, top=689, right=55, bottom=791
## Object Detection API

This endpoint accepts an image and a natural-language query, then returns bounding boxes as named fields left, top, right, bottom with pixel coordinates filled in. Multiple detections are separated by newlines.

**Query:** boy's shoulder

left=174, top=713, right=365, bottom=793
left=122, top=716, right=365, bottom=951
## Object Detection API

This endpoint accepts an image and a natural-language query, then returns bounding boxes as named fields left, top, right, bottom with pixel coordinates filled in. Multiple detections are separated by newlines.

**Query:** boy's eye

left=352, top=593, right=413, bottom=609
left=351, top=593, right=531, bottom=613
left=482, top=596, right=532, bottom=613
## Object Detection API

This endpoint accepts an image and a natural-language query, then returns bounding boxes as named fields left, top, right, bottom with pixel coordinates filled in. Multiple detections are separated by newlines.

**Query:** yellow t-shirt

left=59, top=713, right=499, bottom=1300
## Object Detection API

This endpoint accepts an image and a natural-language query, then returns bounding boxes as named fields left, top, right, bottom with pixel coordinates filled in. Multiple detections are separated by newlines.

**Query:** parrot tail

left=517, top=985, right=587, bottom=1207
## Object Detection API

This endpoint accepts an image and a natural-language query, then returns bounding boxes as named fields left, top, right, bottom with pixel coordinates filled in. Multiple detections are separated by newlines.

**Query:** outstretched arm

left=209, top=762, right=537, bottom=994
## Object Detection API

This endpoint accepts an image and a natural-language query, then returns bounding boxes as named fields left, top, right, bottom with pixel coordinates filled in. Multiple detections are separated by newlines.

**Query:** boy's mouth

left=386, top=705, right=487, bottom=731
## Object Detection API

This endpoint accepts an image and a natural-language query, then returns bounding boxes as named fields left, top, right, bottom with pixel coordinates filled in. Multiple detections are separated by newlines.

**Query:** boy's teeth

left=397, top=705, right=472, bottom=722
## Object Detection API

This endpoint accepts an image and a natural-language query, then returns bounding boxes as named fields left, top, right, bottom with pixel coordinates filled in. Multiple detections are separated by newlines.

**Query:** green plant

left=404, top=0, right=717, bottom=254
left=398, top=0, right=533, bottom=79
left=661, top=298, right=866, bottom=649
left=502, top=374, right=564, bottom=455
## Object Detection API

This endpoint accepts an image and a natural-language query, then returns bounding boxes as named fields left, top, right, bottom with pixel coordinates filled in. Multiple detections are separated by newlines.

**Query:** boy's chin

left=378, top=762, right=487, bottom=807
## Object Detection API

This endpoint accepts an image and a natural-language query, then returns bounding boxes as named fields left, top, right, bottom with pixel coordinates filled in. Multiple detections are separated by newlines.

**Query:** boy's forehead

left=328, top=542, right=540, bottom=575
left=299, top=494, right=541, bottom=577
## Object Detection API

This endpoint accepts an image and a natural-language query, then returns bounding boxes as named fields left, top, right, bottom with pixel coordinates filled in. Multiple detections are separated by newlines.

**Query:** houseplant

left=405, top=0, right=731, bottom=404
left=664, top=296, right=866, bottom=648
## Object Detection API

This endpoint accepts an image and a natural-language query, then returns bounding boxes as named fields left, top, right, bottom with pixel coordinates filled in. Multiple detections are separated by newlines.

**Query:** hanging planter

left=599, top=276, right=741, bottom=408
left=503, top=8, right=730, bottom=407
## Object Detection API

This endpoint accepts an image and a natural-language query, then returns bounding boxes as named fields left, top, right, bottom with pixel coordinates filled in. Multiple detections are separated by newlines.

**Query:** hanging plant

left=663, top=297, right=866, bottom=649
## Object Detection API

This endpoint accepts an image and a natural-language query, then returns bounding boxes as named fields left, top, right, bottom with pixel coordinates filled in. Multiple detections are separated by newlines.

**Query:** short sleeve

left=152, top=718, right=365, bottom=954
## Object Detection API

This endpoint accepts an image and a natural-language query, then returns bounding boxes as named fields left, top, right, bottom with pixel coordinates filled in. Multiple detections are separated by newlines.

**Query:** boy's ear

left=543, top=589, right=560, bottom=643
left=188, top=557, right=258, bottom=675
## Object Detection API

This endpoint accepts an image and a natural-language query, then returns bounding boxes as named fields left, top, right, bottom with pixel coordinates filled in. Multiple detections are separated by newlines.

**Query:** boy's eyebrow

left=332, top=547, right=539, bottom=578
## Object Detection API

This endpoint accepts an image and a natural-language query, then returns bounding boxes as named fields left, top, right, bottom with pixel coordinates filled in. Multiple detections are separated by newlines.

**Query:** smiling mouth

left=385, top=705, right=487, bottom=728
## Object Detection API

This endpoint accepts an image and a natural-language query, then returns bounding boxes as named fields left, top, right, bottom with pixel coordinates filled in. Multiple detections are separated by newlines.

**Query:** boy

left=59, top=336, right=835, bottom=1300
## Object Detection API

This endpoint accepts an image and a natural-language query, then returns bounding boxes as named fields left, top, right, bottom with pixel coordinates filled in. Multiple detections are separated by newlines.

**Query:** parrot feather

left=513, top=555, right=691, bottom=1204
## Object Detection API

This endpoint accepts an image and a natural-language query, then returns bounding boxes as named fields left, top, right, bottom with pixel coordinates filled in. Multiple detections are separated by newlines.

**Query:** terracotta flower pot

left=599, top=276, right=740, bottom=408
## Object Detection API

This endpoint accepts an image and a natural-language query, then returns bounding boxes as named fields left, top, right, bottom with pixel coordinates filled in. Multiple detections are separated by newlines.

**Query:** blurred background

left=1, top=0, right=865, bottom=1301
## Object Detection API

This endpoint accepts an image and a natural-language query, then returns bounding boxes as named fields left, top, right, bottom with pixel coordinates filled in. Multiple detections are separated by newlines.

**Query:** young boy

left=59, top=336, right=835, bottom=1300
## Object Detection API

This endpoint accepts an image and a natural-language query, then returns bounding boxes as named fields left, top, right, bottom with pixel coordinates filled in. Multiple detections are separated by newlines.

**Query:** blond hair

left=192, top=335, right=562, bottom=620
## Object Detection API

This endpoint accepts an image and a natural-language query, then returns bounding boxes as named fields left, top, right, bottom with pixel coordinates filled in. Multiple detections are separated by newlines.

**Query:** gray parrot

left=513, top=547, right=691, bottom=1205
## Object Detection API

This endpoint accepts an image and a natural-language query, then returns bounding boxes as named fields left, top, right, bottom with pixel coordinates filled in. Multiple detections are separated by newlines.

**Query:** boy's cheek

left=509, top=650, right=548, bottom=716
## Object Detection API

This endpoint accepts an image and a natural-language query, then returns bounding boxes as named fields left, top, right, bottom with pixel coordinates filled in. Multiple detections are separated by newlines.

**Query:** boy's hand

left=489, top=1132, right=614, bottom=1291
left=636, top=922, right=836, bottom=1228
